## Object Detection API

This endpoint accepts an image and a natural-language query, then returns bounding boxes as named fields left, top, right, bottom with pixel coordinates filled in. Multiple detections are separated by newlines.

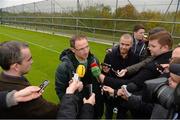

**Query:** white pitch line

left=0, top=32, right=60, bottom=54
left=4, top=25, right=115, bottom=45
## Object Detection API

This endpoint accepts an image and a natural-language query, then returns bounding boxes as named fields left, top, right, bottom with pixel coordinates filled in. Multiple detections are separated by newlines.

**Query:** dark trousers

left=104, top=94, right=128, bottom=119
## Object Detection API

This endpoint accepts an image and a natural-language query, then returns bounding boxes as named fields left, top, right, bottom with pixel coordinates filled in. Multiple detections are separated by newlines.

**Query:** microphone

left=72, top=64, right=86, bottom=81
left=91, top=61, right=101, bottom=78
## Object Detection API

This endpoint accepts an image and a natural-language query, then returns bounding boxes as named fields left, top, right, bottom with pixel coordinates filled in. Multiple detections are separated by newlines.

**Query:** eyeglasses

left=74, top=45, right=89, bottom=52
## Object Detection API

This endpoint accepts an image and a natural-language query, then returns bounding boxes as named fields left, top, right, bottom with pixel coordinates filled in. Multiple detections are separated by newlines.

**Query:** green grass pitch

left=0, top=25, right=110, bottom=103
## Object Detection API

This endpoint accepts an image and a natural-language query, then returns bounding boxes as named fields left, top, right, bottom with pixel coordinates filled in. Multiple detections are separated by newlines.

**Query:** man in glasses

left=55, top=35, right=103, bottom=118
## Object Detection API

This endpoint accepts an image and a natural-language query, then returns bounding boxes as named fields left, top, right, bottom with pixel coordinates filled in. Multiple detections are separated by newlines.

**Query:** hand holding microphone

left=67, top=65, right=86, bottom=94
left=72, top=64, right=86, bottom=81
left=66, top=79, right=83, bottom=94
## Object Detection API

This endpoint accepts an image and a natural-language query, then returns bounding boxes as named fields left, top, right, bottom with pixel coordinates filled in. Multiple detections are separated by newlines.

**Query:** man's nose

left=122, top=45, right=127, bottom=48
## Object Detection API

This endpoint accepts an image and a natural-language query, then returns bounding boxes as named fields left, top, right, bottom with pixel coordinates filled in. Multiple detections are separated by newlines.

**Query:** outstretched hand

left=83, top=93, right=95, bottom=106
left=66, top=80, right=83, bottom=94
left=14, top=86, right=42, bottom=103
left=103, top=86, right=114, bottom=96
left=116, top=69, right=127, bottom=77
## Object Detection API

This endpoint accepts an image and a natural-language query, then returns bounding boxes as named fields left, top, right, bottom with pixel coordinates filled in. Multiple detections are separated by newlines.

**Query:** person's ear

left=70, top=47, right=75, bottom=53
left=162, top=45, right=169, bottom=51
left=11, top=63, right=19, bottom=72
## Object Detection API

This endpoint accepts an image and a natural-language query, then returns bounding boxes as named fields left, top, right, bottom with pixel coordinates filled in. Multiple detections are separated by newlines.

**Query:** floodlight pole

left=34, top=2, right=36, bottom=13
left=76, top=0, right=80, bottom=35
left=77, top=0, right=80, bottom=12
left=51, top=0, right=55, bottom=14
left=113, top=0, right=118, bottom=45
left=0, top=9, right=2, bottom=24
left=171, top=0, right=180, bottom=35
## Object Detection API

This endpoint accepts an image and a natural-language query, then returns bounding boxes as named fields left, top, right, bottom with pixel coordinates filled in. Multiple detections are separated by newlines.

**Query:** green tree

left=115, top=4, right=139, bottom=19
left=100, top=5, right=112, bottom=18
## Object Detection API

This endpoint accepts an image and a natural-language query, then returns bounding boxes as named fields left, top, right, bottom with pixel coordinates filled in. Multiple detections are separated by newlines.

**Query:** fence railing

left=1, top=16, right=180, bottom=43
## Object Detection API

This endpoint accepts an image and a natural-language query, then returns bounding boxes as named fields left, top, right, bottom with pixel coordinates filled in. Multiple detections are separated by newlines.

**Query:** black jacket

left=131, top=36, right=148, bottom=60
left=0, top=91, right=8, bottom=109
left=104, top=45, right=139, bottom=79
left=57, top=94, right=94, bottom=119
left=127, top=51, right=172, bottom=92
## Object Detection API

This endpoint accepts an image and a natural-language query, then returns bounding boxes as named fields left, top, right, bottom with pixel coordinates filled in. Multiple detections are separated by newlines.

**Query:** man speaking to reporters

left=55, top=35, right=103, bottom=118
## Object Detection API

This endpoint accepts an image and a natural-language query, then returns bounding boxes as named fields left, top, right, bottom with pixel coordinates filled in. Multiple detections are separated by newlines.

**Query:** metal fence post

left=76, top=18, right=78, bottom=35
left=171, top=0, right=180, bottom=36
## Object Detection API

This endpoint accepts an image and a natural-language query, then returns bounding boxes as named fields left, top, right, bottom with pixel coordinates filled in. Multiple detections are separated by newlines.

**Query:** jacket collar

left=154, top=50, right=172, bottom=60
left=0, top=72, right=30, bottom=86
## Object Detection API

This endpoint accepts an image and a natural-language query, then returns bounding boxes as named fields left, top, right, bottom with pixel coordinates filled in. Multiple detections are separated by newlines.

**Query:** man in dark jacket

left=102, top=34, right=139, bottom=79
left=101, top=33, right=139, bottom=118
left=0, top=41, right=59, bottom=118
left=131, top=24, right=148, bottom=60
left=55, top=35, right=103, bottom=118
left=126, top=31, right=173, bottom=92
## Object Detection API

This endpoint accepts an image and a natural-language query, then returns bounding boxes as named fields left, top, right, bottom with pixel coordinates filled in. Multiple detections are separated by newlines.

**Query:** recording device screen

left=155, top=63, right=165, bottom=72
left=101, top=63, right=119, bottom=74
left=39, top=80, right=49, bottom=93
left=101, top=63, right=112, bottom=68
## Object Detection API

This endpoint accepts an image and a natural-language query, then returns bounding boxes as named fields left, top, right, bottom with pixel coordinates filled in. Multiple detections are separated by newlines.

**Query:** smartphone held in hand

left=39, top=80, right=49, bottom=93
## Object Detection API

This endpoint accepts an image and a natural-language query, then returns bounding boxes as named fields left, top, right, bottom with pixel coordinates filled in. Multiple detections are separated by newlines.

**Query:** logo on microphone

left=72, top=65, right=86, bottom=81
left=76, top=65, right=86, bottom=78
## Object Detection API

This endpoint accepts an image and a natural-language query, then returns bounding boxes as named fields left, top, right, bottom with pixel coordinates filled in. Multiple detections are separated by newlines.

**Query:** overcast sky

left=0, top=0, right=43, bottom=8
left=0, top=0, right=178, bottom=12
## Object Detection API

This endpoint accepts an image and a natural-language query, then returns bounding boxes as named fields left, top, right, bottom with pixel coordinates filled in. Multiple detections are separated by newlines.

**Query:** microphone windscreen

left=90, top=61, right=101, bottom=78
left=76, top=65, right=86, bottom=78
left=90, top=61, right=98, bottom=67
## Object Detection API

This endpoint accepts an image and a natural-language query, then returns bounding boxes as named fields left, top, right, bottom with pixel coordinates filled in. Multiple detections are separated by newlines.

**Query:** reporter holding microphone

left=57, top=79, right=95, bottom=119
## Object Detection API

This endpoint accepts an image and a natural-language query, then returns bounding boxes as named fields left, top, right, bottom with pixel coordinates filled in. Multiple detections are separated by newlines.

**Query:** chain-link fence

left=0, top=0, right=180, bottom=44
